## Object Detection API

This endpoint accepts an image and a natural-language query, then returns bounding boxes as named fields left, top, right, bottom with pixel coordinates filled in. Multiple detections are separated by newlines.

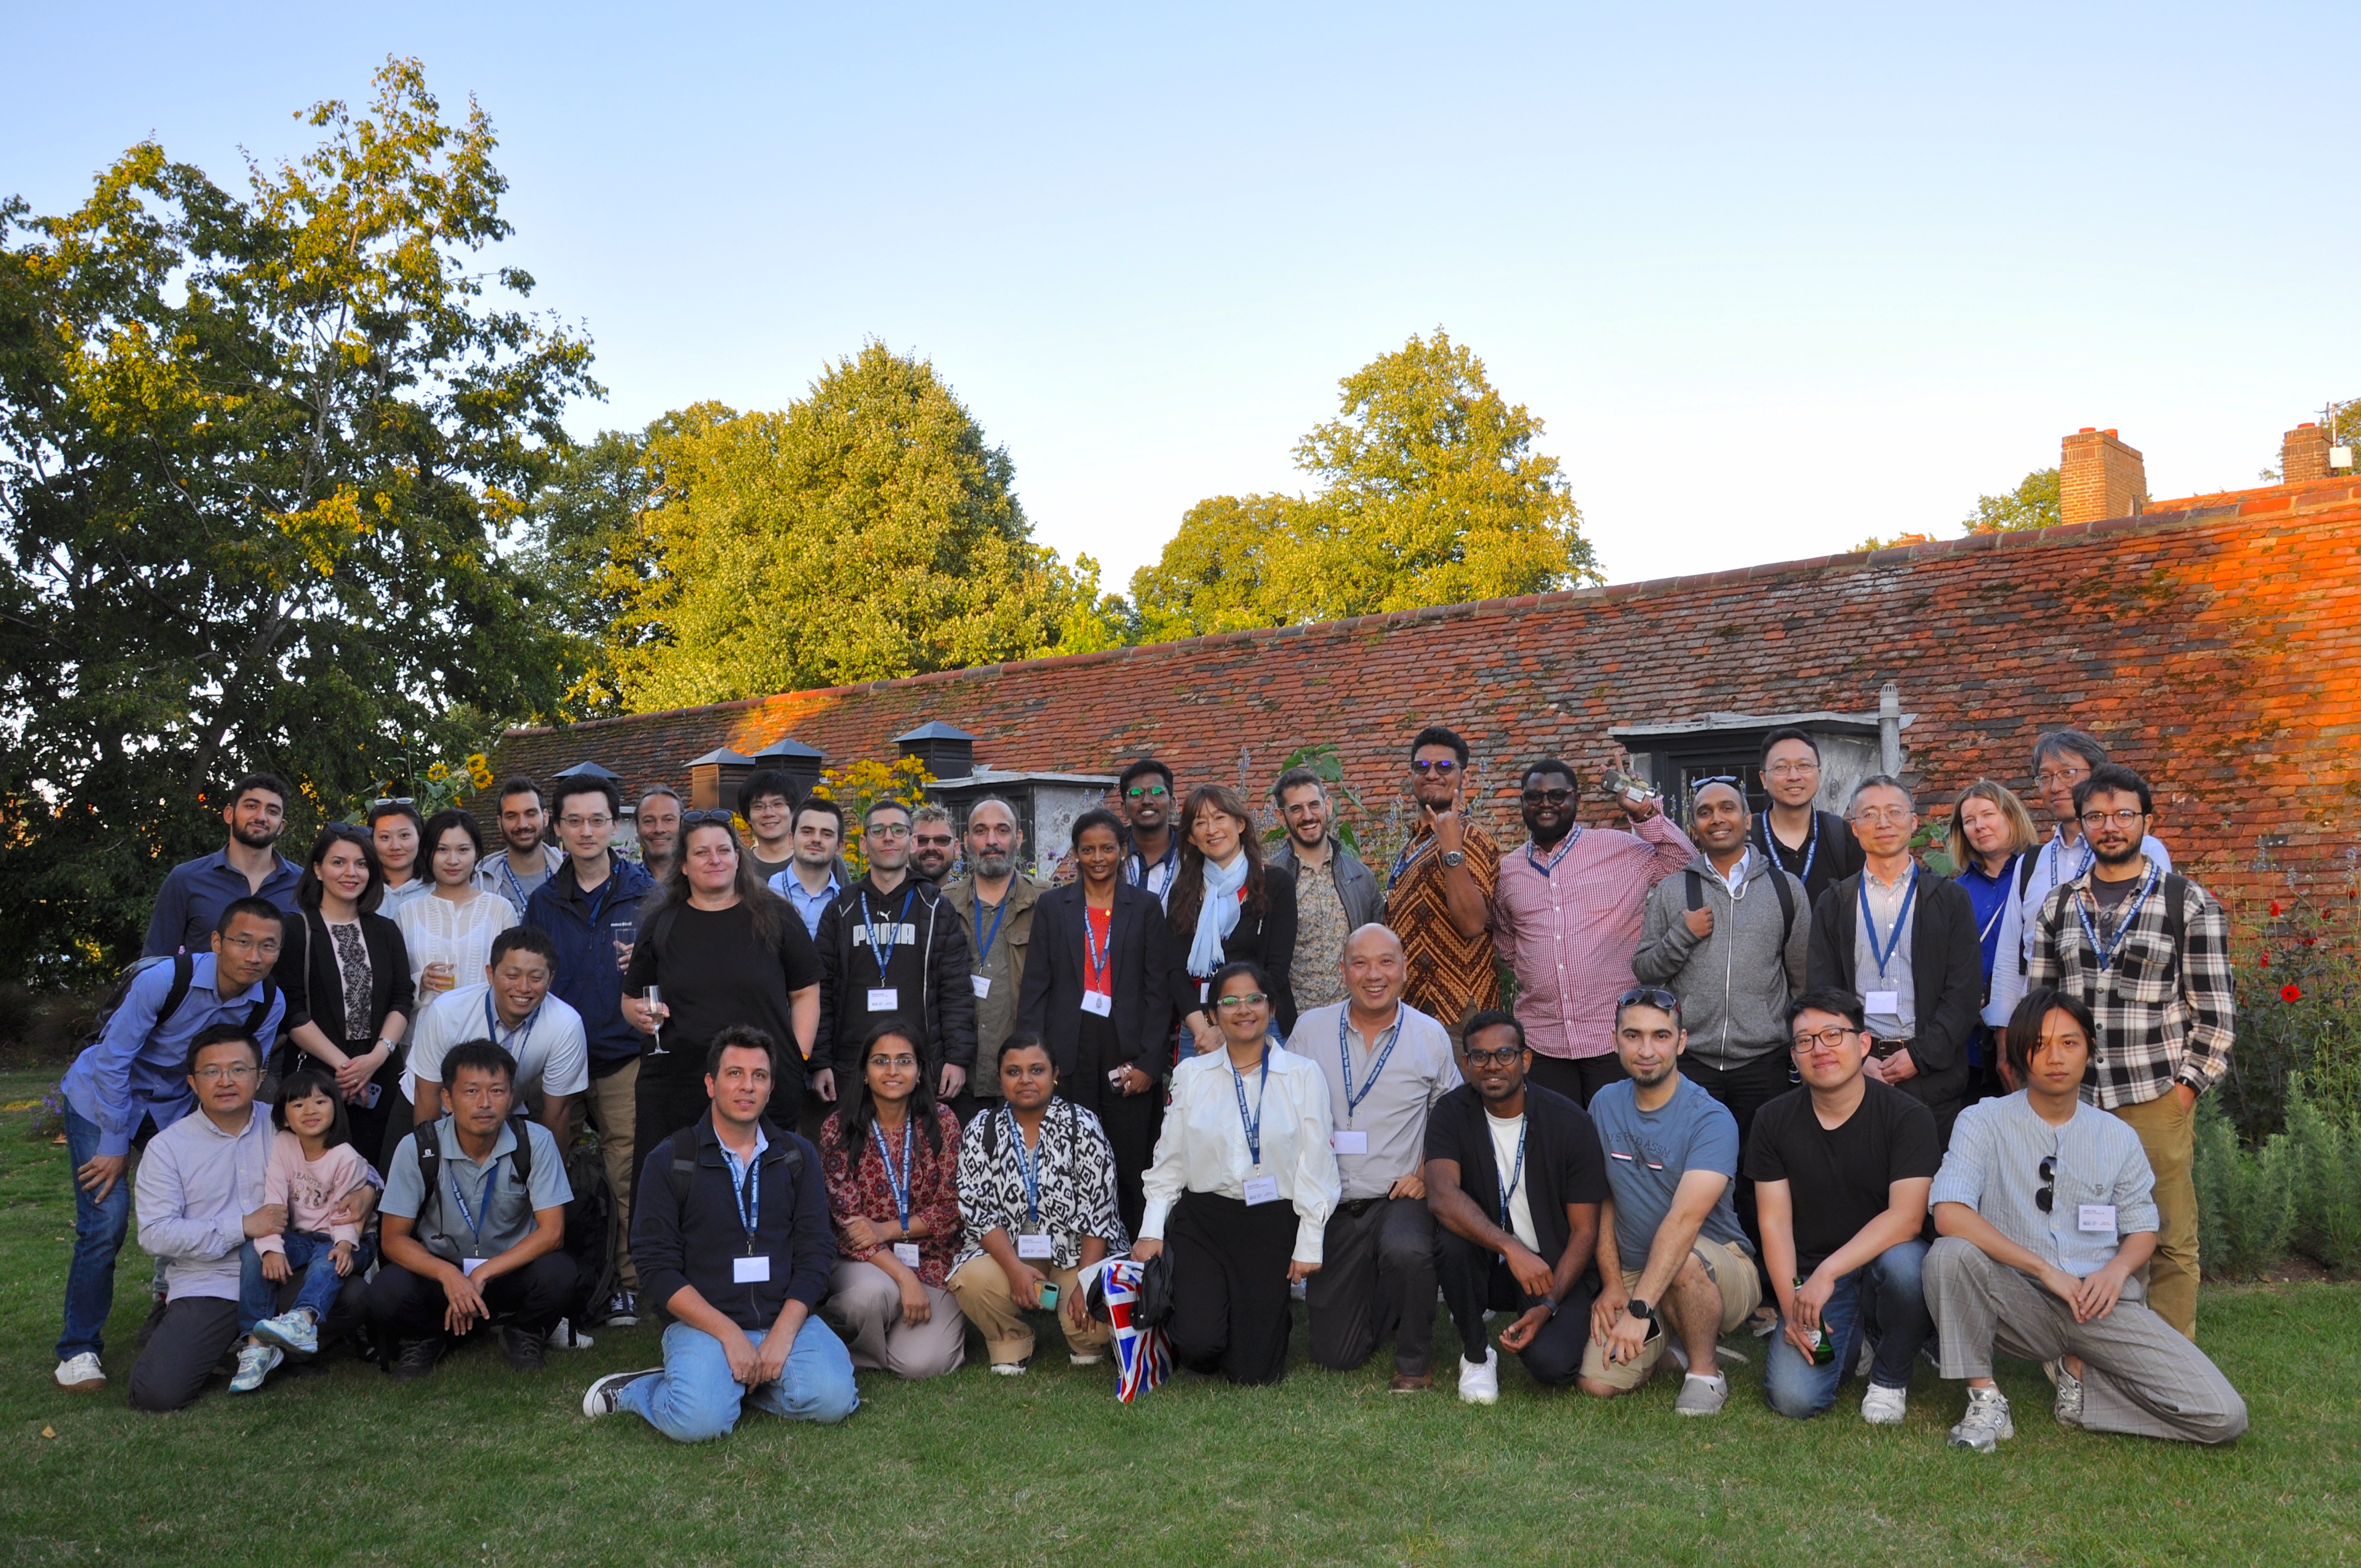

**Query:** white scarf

left=1188, top=852, right=1249, bottom=977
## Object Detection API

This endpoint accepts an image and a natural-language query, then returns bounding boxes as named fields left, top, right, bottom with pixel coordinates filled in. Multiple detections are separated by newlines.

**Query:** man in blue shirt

left=769, top=798, right=845, bottom=944
left=56, top=896, right=288, bottom=1392
left=141, top=774, right=302, bottom=957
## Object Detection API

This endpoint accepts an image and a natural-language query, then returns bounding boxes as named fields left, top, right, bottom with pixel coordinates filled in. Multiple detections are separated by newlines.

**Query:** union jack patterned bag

left=1095, top=1258, right=1170, bottom=1402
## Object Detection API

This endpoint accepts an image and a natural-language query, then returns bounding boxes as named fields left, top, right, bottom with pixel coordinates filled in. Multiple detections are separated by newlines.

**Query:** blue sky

left=8, top=3, right=2354, bottom=591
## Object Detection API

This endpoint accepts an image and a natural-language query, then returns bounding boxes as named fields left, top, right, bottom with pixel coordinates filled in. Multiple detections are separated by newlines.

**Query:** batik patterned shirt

left=1383, top=823, right=1503, bottom=1026
left=951, top=1098, right=1129, bottom=1271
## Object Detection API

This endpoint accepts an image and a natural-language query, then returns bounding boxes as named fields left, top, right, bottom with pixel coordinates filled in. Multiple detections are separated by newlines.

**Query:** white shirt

left=1486, top=1109, right=1538, bottom=1251
left=1140, top=1044, right=1341, bottom=1265
left=1715, top=848, right=1750, bottom=895
left=396, top=889, right=517, bottom=1038
left=403, top=982, right=589, bottom=1104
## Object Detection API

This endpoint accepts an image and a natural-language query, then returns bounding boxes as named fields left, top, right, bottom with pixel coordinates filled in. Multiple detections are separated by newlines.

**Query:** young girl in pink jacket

left=232, top=1070, right=376, bottom=1391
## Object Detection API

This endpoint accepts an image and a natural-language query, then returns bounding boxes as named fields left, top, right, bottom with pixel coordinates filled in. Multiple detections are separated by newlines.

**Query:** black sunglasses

left=681, top=809, right=737, bottom=826
left=2035, top=1155, right=2056, bottom=1214
left=1618, top=986, right=1682, bottom=1016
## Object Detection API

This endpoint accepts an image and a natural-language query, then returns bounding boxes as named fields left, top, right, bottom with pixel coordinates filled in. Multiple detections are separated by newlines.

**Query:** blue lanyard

left=975, top=897, right=1008, bottom=967
left=483, top=992, right=540, bottom=1061
left=1975, top=856, right=2017, bottom=946
left=870, top=1117, right=915, bottom=1228
left=1496, top=1118, right=1527, bottom=1233
left=1859, top=865, right=1919, bottom=980
left=1387, top=835, right=1434, bottom=891
left=1231, top=1048, right=1270, bottom=1168
left=1123, top=840, right=1178, bottom=890
left=2050, top=832, right=2095, bottom=890
left=1000, top=1107, right=1042, bottom=1227
left=727, top=1146, right=761, bottom=1249
left=859, top=888, right=917, bottom=981
left=1761, top=812, right=1819, bottom=884
left=1337, top=1008, right=1403, bottom=1125
left=448, top=1159, right=501, bottom=1255
left=1526, top=826, right=1583, bottom=878
left=1084, top=907, right=1111, bottom=988
left=2075, top=862, right=2161, bottom=973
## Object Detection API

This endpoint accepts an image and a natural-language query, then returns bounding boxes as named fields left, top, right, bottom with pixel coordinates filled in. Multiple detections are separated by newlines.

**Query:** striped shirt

left=1932, top=1091, right=2159, bottom=1278
left=1492, top=814, right=1694, bottom=1060
left=1384, top=824, right=1504, bottom=1028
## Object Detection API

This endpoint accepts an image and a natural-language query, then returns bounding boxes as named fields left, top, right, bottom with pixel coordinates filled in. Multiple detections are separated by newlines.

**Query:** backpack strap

left=1684, top=870, right=1704, bottom=911
left=1768, top=864, right=1796, bottom=952
left=242, top=978, right=279, bottom=1038
left=159, top=953, right=196, bottom=1032
left=2162, top=873, right=2188, bottom=992
left=2017, top=847, right=2041, bottom=896
left=670, top=1131, right=805, bottom=1205
left=506, top=1113, right=534, bottom=1184
left=415, top=1117, right=444, bottom=1234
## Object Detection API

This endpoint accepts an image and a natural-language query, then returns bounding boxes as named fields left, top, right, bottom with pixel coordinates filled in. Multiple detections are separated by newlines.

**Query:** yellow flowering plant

left=812, top=755, right=934, bottom=877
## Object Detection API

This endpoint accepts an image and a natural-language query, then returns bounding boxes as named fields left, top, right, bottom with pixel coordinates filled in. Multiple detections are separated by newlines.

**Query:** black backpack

left=1684, top=864, right=1797, bottom=951
left=562, top=1133, right=624, bottom=1325
left=84, top=952, right=280, bottom=1058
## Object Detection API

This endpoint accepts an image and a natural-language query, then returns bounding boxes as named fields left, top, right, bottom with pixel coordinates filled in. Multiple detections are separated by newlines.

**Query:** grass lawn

left=2, top=1068, right=2355, bottom=1567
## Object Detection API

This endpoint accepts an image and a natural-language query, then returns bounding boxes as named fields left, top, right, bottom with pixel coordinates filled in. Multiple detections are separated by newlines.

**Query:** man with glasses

left=1117, top=759, right=1182, bottom=907
left=910, top=805, right=960, bottom=886
left=2027, top=764, right=2231, bottom=1341
left=942, top=798, right=1040, bottom=1123
left=1749, top=989, right=1939, bottom=1424
left=635, top=786, right=684, bottom=884
left=1494, top=756, right=1693, bottom=1105
left=1925, top=988, right=2245, bottom=1451
left=56, top=900, right=289, bottom=1393
left=144, top=774, right=303, bottom=957
left=815, top=799, right=978, bottom=1109
left=1805, top=776, right=1983, bottom=1147
left=1267, top=768, right=1383, bottom=1014
left=1384, top=726, right=1503, bottom=1044
left=476, top=776, right=564, bottom=915
left=1750, top=729, right=1863, bottom=912
left=2018, top=731, right=2173, bottom=973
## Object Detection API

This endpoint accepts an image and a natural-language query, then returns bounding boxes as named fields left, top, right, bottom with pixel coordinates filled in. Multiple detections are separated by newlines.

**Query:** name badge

left=733, top=1254, right=771, bottom=1283
left=1243, top=1174, right=1281, bottom=1206
left=461, top=1257, right=487, bottom=1277
left=970, top=973, right=992, bottom=998
left=2077, top=1203, right=2118, bottom=1234
left=1016, top=1232, right=1056, bottom=1260
left=1331, top=1130, right=1369, bottom=1155
left=1864, top=989, right=1901, bottom=1015
left=893, top=1242, right=922, bottom=1268
left=867, top=987, right=900, bottom=1012
left=1080, top=990, right=1113, bottom=1016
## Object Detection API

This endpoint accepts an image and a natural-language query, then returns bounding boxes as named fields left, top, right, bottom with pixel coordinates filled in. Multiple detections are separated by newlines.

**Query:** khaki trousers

left=584, top=1059, right=640, bottom=1289
left=2110, top=1091, right=2197, bottom=1340
left=945, top=1255, right=1111, bottom=1365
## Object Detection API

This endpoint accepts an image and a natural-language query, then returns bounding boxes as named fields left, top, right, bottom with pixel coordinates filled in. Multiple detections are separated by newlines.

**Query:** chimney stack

left=2282, top=422, right=2332, bottom=484
left=2059, top=427, right=2148, bottom=525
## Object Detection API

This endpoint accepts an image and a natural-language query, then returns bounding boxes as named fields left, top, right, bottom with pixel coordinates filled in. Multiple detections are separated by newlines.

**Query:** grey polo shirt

left=1283, top=1000, right=1461, bottom=1203
left=382, top=1115, right=572, bottom=1262
left=1855, top=865, right=1919, bottom=1041
left=1931, top=1091, right=2159, bottom=1280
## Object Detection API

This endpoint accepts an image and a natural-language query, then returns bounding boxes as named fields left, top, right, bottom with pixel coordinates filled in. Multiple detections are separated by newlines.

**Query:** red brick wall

left=493, top=478, right=2361, bottom=921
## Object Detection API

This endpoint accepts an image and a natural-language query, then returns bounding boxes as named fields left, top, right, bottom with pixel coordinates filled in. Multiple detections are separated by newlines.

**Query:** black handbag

left=1086, top=1248, right=1175, bottom=1329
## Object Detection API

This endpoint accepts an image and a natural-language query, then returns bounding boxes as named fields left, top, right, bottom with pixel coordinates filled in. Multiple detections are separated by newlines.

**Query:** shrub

left=2194, top=1096, right=2295, bottom=1280
left=2283, top=1087, right=2361, bottom=1276
left=2216, top=888, right=2361, bottom=1142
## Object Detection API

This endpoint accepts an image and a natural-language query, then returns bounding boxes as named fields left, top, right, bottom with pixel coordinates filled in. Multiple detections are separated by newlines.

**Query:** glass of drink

left=609, top=914, right=637, bottom=974
left=644, top=983, right=668, bottom=1055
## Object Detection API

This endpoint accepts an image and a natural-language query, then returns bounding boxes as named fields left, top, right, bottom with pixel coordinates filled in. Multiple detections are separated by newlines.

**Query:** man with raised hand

left=1383, top=726, right=1502, bottom=1045
left=143, top=774, right=303, bottom=957
left=942, top=797, right=1040, bottom=1124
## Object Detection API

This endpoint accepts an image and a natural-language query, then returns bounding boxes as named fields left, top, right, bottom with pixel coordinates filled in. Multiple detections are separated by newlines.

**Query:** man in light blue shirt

left=1926, top=987, right=2245, bottom=1452
left=770, top=799, right=845, bottom=941
left=55, top=897, right=287, bottom=1393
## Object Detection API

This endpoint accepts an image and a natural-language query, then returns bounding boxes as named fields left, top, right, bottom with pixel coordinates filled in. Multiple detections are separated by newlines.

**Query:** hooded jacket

left=1631, top=848, right=1810, bottom=1070
left=632, top=1114, right=831, bottom=1329
left=815, top=874, right=977, bottom=1078
left=525, top=852, right=657, bottom=1072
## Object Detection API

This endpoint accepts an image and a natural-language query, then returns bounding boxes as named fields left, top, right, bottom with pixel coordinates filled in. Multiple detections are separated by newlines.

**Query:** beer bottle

left=1793, top=1279, right=1836, bottom=1366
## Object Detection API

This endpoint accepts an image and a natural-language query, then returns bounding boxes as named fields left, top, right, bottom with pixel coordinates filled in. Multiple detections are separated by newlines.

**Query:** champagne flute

left=644, top=983, right=668, bottom=1055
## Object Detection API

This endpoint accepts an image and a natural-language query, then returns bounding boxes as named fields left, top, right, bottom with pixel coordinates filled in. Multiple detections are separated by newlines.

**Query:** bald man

left=941, top=797, right=1040, bottom=1125
left=1285, top=924, right=1464, bottom=1390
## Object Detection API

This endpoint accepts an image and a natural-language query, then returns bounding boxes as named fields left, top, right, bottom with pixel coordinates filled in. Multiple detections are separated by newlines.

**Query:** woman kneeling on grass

left=232, top=1071, right=376, bottom=1391
left=819, top=1021, right=968, bottom=1379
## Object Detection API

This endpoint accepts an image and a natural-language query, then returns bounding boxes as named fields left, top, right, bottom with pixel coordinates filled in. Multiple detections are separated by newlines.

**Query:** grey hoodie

left=1631, top=848, right=1810, bottom=1070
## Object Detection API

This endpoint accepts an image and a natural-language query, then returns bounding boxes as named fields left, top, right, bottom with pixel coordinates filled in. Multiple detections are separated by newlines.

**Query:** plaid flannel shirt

left=2027, top=863, right=2235, bottom=1109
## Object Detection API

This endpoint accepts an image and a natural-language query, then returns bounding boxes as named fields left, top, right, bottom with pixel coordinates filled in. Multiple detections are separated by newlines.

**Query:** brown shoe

left=1389, top=1371, right=1435, bottom=1393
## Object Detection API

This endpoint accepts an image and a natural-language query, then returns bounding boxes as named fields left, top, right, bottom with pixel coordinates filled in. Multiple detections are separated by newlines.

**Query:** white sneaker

left=1947, top=1387, right=2015, bottom=1453
left=2046, top=1359, right=2086, bottom=1428
left=547, top=1319, right=595, bottom=1352
left=1674, top=1373, right=1728, bottom=1416
left=1068, top=1352, right=1106, bottom=1366
left=54, top=1353, right=105, bottom=1392
left=229, top=1342, right=282, bottom=1393
left=1860, top=1382, right=1908, bottom=1425
left=1457, top=1348, right=1499, bottom=1406
left=253, top=1309, right=319, bottom=1358
left=990, top=1359, right=1030, bottom=1376
left=581, top=1367, right=662, bottom=1417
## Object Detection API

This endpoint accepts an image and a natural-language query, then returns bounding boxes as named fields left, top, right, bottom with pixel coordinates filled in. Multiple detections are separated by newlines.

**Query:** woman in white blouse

left=396, top=808, right=516, bottom=1035
left=1134, top=960, right=1339, bottom=1385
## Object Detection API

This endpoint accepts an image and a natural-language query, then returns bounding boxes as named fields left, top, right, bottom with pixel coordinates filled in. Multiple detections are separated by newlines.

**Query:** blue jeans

left=58, top=1106, right=138, bottom=1362
left=240, top=1232, right=374, bottom=1334
left=619, top=1316, right=860, bottom=1442
left=1764, top=1239, right=1931, bottom=1419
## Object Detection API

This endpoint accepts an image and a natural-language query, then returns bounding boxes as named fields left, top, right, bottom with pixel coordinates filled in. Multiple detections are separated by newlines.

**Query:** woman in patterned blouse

left=819, top=1020, right=968, bottom=1380
left=945, top=1034, right=1127, bottom=1374
left=274, top=825, right=416, bottom=1168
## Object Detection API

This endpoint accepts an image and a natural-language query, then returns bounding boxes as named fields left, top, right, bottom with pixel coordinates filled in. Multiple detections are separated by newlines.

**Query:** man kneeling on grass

left=1926, top=988, right=2246, bottom=1452
left=368, top=1041, right=577, bottom=1380
left=583, top=1026, right=858, bottom=1438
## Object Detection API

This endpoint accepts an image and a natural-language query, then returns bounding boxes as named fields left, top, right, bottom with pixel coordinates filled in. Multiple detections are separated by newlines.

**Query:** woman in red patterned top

left=819, top=1020, right=967, bottom=1379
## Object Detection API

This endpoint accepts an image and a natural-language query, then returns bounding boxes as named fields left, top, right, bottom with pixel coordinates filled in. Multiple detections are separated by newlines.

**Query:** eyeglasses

left=1618, top=986, right=1682, bottom=1015
left=2079, top=809, right=2147, bottom=830
left=1410, top=759, right=1461, bottom=776
left=868, top=1054, right=918, bottom=1071
left=2035, top=767, right=2090, bottom=791
left=192, top=1064, right=258, bottom=1082
left=913, top=833, right=955, bottom=846
left=1124, top=785, right=1169, bottom=800
left=220, top=935, right=282, bottom=956
left=1765, top=761, right=1820, bottom=780
left=557, top=814, right=612, bottom=830
left=681, top=810, right=737, bottom=826
left=1791, top=1026, right=1860, bottom=1052
left=867, top=823, right=911, bottom=840
left=1520, top=788, right=1573, bottom=807
left=1849, top=807, right=1913, bottom=826
left=1463, top=1045, right=1527, bottom=1068
left=1214, top=992, right=1269, bottom=1010
left=2035, top=1155, right=2057, bottom=1214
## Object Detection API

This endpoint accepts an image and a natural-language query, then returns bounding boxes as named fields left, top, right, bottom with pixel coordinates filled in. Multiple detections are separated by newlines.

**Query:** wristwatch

left=1441, top=850, right=1466, bottom=868
left=1625, top=1298, right=1653, bottom=1321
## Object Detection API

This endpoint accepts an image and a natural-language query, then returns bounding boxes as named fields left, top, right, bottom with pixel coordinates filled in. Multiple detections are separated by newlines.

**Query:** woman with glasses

left=1134, top=961, right=1339, bottom=1385
left=1167, top=783, right=1297, bottom=1057
left=395, top=809, right=517, bottom=1036
left=819, top=1021, right=968, bottom=1380
left=274, top=825, right=416, bottom=1166
left=623, top=812, right=823, bottom=1184
left=1946, top=780, right=2039, bottom=1102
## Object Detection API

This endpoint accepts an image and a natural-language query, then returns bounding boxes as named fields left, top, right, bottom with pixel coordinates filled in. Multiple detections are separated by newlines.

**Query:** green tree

left=610, top=346, right=1112, bottom=709
left=519, top=426, right=654, bottom=720
left=1130, top=330, right=1596, bottom=638
left=0, top=58, right=594, bottom=980
left=1962, top=467, right=2061, bottom=533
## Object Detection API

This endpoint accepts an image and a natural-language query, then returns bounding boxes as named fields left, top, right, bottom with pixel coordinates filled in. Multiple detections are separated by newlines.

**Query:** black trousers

left=1167, top=1191, right=1299, bottom=1386
left=365, top=1254, right=580, bottom=1343
left=1527, top=1053, right=1626, bottom=1107
left=1435, top=1227, right=1596, bottom=1387
left=1681, top=1049, right=1796, bottom=1287
left=1060, top=1015, right=1160, bottom=1241
left=1873, top=1045, right=1970, bottom=1151
left=633, top=1066, right=802, bottom=1208
left=1305, top=1196, right=1439, bottom=1375
left=126, top=1298, right=242, bottom=1413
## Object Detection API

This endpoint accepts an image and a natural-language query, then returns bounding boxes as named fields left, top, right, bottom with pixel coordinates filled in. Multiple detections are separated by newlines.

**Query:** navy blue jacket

left=526, top=854, right=657, bottom=1072
left=633, top=1114, right=831, bottom=1330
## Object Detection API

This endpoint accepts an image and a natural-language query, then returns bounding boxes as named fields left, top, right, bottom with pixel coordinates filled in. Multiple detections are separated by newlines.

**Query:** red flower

left=2271, top=901, right=2283, bottom=916
left=2304, top=937, right=2318, bottom=947
left=2259, top=955, right=2270, bottom=967
left=2281, top=984, right=2303, bottom=1003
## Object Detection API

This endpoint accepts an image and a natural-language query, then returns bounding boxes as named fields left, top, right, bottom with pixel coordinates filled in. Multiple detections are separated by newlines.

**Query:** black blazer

left=274, top=907, right=416, bottom=1050
left=1014, top=881, right=1177, bottom=1080
left=1167, top=862, right=1299, bottom=1037
left=1807, top=870, right=1983, bottom=1074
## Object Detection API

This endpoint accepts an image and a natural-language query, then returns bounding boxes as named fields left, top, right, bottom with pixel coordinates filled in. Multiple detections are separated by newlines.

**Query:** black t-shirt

left=625, top=901, right=823, bottom=1084
left=748, top=852, right=794, bottom=886
left=1424, top=1082, right=1609, bottom=1266
left=1743, top=1077, right=1940, bottom=1274
left=1754, top=809, right=1864, bottom=913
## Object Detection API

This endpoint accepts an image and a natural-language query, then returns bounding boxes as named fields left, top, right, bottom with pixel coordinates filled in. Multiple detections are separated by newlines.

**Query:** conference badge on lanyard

left=1234, top=1048, right=1281, bottom=1204
left=1332, top=1009, right=1402, bottom=1154
left=1859, top=866, right=1918, bottom=1017
left=872, top=1118, right=923, bottom=1267
left=1003, top=1107, right=1057, bottom=1259
left=2076, top=862, right=2161, bottom=991
left=731, top=1156, right=769, bottom=1283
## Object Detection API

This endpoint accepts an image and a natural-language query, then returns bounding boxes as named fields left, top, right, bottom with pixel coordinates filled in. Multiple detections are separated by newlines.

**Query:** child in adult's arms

left=233, top=1071, right=377, bottom=1390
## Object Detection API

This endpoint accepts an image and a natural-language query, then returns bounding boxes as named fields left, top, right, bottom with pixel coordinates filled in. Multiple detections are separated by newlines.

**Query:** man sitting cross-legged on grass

left=1749, top=988, right=1939, bottom=1424
left=584, top=1026, right=858, bottom=1437
left=1926, top=988, right=2246, bottom=1452
left=1580, top=987, right=1761, bottom=1415
left=1423, top=1010, right=1607, bottom=1404
left=368, top=1040, right=577, bottom=1380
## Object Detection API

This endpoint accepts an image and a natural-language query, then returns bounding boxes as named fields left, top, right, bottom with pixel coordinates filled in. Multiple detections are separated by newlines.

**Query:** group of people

left=53, top=720, right=2247, bottom=1455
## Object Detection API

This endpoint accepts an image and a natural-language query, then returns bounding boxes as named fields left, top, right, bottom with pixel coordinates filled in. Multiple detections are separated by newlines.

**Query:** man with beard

left=475, top=777, right=564, bottom=916
left=1117, top=759, right=1182, bottom=908
left=1267, top=768, right=1383, bottom=1015
left=634, top=786, right=684, bottom=885
left=2017, top=731, right=2173, bottom=972
left=910, top=807, right=960, bottom=886
left=2027, top=764, right=2231, bottom=1341
left=144, top=775, right=304, bottom=956
left=1383, top=727, right=1505, bottom=1046
left=941, top=798, right=1040, bottom=1123
left=1492, top=757, right=1693, bottom=1105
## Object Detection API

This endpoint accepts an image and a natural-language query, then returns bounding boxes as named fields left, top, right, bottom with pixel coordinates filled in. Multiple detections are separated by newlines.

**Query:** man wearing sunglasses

left=1383, top=726, right=1502, bottom=1044
left=1116, top=759, right=1182, bottom=908
left=2027, top=764, right=2232, bottom=1342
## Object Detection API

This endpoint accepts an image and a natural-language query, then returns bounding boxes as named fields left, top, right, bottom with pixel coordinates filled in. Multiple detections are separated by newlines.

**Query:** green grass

left=1, top=1067, right=2355, bottom=1567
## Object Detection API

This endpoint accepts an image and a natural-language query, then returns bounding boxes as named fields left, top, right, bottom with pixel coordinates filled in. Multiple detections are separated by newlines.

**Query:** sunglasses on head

left=1618, top=986, right=1682, bottom=1015
left=681, top=809, right=737, bottom=826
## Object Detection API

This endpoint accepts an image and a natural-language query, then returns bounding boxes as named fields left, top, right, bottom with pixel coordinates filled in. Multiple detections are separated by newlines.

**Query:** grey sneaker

left=229, top=1342, right=282, bottom=1393
left=2047, top=1360, right=2085, bottom=1427
left=1674, top=1373, right=1728, bottom=1417
left=1947, top=1387, right=2015, bottom=1452
left=581, top=1366, right=662, bottom=1417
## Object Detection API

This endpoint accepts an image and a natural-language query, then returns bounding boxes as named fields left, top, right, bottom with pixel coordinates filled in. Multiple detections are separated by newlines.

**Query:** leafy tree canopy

left=1963, top=466, right=2061, bottom=533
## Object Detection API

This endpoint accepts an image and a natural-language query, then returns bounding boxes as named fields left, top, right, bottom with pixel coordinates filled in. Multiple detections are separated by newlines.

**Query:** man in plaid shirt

left=2028, top=764, right=2233, bottom=1342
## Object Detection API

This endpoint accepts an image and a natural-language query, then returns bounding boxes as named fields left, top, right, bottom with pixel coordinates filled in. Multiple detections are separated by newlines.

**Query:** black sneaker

left=389, top=1337, right=444, bottom=1382
left=605, top=1289, right=639, bottom=1328
left=502, top=1325, right=547, bottom=1373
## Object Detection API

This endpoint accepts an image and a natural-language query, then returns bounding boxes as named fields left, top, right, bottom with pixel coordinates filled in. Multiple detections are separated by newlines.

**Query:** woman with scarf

left=1166, top=783, right=1298, bottom=1058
